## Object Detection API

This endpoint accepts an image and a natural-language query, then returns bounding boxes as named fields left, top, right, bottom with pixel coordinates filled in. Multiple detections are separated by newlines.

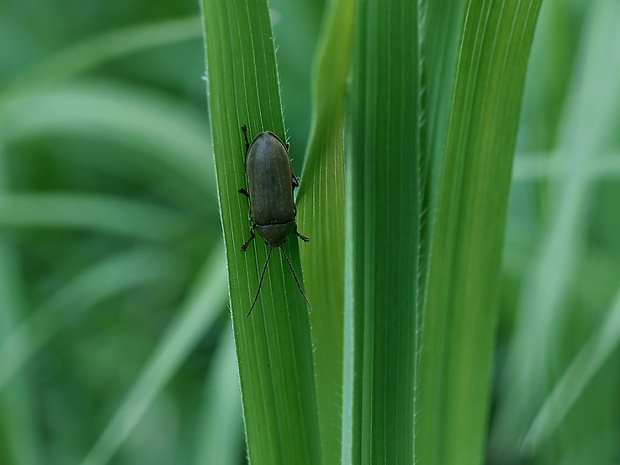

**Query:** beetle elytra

left=238, top=124, right=310, bottom=316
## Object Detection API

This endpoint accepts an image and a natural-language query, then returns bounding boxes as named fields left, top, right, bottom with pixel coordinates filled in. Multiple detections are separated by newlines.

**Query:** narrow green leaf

left=343, top=0, right=421, bottom=463
left=81, top=246, right=228, bottom=465
left=200, top=1, right=322, bottom=464
left=297, top=0, right=357, bottom=462
left=418, top=1, right=543, bottom=465
left=422, top=0, right=468, bottom=193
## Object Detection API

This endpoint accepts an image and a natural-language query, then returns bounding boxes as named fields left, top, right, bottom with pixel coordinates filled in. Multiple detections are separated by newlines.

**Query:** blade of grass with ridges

left=342, top=0, right=421, bottom=463
left=296, top=0, right=357, bottom=463
left=200, top=1, right=322, bottom=464
left=417, top=1, right=543, bottom=464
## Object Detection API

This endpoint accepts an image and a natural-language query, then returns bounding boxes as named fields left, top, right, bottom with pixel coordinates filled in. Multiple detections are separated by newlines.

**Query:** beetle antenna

left=280, top=248, right=312, bottom=312
left=247, top=246, right=274, bottom=317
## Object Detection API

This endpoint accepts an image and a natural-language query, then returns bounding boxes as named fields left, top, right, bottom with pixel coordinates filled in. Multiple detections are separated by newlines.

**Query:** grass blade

left=342, top=0, right=421, bottom=463
left=297, top=0, right=357, bottom=462
left=81, top=247, right=228, bottom=465
left=417, top=1, right=543, bottom=464
left=200, top=1, right=322, bottom=464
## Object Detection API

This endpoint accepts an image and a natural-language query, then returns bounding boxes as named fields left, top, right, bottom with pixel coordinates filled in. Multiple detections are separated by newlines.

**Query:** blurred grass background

left=0, top=0, right=619, bottom=464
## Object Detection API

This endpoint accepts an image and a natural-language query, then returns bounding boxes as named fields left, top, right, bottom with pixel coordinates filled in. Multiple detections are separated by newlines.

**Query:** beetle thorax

left=256, top=222, right=294, bottom=247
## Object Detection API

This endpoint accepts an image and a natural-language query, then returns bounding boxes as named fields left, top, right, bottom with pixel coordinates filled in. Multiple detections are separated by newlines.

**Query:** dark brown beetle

left=238, top=124, right=310, bottom=316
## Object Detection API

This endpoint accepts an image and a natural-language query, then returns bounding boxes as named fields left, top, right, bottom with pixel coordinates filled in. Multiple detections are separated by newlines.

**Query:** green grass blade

left=417, top=1, right=543, bottom=465
left=342, top=0, right=421, bottom=463
left=297, top=0, right=356, bottom=462
left=200, top=1, right=322, bottom=464
left=81, top=247, right=228, bottom=465
left=423, top=0, right=469, bottom=191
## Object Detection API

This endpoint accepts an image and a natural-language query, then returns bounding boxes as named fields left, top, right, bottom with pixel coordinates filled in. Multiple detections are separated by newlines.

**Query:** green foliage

left=2, top=0, right=620, bottom=464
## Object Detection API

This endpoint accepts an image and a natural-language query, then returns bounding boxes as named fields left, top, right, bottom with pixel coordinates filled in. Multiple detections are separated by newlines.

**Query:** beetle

left=238, top=124, right=310, bottom=316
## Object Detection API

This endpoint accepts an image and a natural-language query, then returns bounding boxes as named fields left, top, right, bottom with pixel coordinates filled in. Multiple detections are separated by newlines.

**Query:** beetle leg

left=238, top=187, right=250, bottom=198
left=292, top=174, right=300, bottom=189
left=241, top=124, right=250, bottom=153
left=295, top=229, right=310, bottom=243
left=241, top=224, right=257, bottom=251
